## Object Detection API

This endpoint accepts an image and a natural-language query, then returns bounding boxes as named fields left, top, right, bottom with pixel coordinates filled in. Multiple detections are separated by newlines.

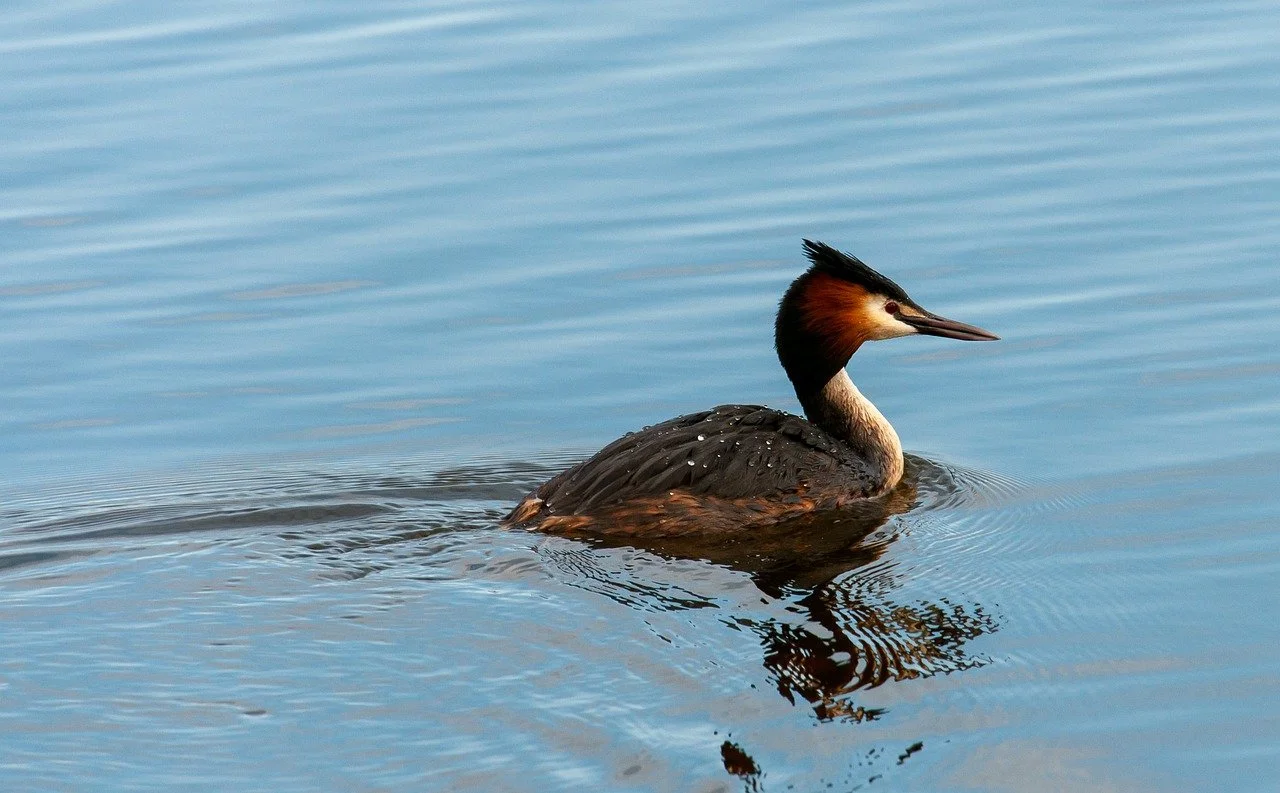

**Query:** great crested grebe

left=505, top=240, right=998, bottom=537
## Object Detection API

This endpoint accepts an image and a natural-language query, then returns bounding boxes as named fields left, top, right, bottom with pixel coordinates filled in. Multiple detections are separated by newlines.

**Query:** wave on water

left=1, top=449, right=1056, bottom=724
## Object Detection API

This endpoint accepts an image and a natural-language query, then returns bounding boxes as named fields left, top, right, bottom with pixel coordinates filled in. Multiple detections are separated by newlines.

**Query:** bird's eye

left=884, top=301, right=900, bottom=315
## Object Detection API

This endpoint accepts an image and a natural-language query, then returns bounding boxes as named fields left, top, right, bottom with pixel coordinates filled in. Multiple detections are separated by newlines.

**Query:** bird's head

left=776, top=240, right=998, bottom=387
left=797, top=238, right=997, bottom=342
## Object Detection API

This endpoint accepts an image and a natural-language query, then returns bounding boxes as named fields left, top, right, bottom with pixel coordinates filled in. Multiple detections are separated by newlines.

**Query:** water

left=3, top=1, right=1279, bottom=790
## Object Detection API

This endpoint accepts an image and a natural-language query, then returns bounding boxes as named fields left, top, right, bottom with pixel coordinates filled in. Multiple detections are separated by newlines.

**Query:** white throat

left=811, top=369, right=904, bottom=494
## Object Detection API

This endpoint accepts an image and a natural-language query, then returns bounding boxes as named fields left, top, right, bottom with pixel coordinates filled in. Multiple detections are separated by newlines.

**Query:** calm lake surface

left=4, top=1, right=1279, bottom=790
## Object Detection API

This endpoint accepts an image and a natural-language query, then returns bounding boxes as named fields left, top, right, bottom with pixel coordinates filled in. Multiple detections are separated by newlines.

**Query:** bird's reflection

left=551, top=455, right=999, bottom=721
left=759, top=574, right=995, bottom=721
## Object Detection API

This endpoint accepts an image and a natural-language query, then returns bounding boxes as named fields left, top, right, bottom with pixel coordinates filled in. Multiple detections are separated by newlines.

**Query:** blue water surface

left=2, top=1, right=1279, bottom=790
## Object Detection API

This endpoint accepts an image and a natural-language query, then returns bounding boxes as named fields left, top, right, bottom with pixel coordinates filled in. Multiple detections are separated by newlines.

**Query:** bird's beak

left=901, top=310, right=999, bottom=341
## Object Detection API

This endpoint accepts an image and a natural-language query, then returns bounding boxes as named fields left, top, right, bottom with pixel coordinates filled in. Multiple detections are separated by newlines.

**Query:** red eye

left=884, top=301, right=900, bottom=315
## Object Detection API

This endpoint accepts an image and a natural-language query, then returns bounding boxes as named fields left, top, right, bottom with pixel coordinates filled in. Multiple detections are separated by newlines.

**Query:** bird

left=504, top=240, right=998, bottom=537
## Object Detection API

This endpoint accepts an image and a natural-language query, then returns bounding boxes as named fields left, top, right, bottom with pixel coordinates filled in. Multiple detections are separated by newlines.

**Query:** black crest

left=801, top=239, right=912, bottom=303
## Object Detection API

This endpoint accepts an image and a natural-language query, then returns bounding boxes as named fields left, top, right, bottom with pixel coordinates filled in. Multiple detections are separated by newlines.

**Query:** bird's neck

left=775, top=271, right=904, bottom=493
left=797, top=369, right=904, bottom=495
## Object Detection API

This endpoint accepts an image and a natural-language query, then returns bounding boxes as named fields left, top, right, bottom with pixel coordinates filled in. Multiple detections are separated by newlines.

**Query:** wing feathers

left=530, top=405, right=874, bottom=520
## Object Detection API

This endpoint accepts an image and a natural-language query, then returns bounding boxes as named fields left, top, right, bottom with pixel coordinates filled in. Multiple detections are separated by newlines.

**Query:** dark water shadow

left=535, top=454, right=1005, bottom=724
left=516, top=452, right=1010, bottom=789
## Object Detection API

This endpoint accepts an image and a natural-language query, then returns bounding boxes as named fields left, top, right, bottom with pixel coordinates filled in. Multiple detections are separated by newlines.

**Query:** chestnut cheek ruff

left=798, top=274, right=874, bottom=361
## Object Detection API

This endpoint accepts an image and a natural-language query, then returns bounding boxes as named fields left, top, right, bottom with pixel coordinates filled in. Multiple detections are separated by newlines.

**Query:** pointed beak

left=901, top=310, right=999, bottom=341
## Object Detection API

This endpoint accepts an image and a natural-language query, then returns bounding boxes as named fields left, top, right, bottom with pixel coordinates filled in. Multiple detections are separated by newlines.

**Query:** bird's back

left=504, top=405, right=880, bottom=536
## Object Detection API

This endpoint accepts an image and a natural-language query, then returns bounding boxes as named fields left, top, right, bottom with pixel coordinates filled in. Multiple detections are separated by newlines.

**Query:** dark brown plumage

left=506, top=406, right=878, bottom=535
